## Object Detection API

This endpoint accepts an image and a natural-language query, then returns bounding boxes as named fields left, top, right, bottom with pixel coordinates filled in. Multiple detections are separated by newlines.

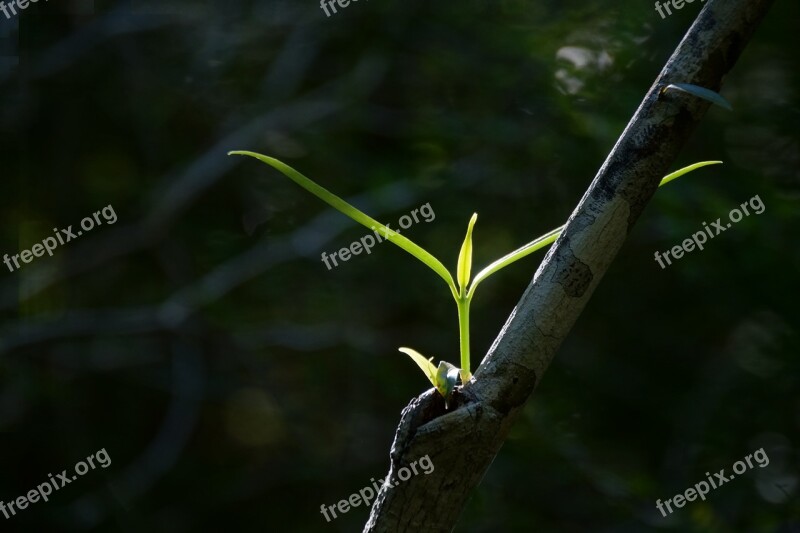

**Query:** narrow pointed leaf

left=659, top=160, right=722, bottom=186
left=456, top=213, right=478, bottom=293
left=467, top=161, right=722, bottom=298
left=467, top=226, right=561, bottom=298
left=229, top=151, right=457, bottom=295
left=398, top=347, right=437, bottom=388
left=664, top=83, right=733, bottom=111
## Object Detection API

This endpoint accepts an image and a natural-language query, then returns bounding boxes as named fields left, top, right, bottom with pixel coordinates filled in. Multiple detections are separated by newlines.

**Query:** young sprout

left=229, top=150, right=721, bottom=406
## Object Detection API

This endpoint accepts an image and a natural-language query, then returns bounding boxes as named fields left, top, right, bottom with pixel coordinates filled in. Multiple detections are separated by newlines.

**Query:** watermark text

left=320, top=454, right=434, bottom=522
left=1, top=448, right=111, bottom=520
left=656, top=447, right=769, bottom=517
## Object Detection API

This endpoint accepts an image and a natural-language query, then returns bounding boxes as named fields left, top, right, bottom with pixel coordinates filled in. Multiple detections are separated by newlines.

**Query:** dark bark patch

left=549, top=242, right=594, bottom=298
left=490, top=362, right=537, bottom=413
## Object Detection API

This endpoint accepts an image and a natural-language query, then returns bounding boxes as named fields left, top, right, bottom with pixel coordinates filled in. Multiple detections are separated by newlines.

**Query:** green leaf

left=434, top=361, right=460, bottom=408
left=229, top=151, right=458, bottom=297
left=466, top=160, right=723, bottom=299
left=399, top=349, right=460, bottom=406
left=659, top=160, right=722, bottom=186
left=467, top=226, right=561, bottom=299
left=663, top=83, right=733, bottom=111
left=456, top=213, right=478, bottom=294
left=399, top=347, right=437, bottom=387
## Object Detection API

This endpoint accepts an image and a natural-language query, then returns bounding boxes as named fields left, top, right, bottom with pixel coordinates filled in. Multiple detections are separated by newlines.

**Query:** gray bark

left=363, top=0, right=776, bottom=531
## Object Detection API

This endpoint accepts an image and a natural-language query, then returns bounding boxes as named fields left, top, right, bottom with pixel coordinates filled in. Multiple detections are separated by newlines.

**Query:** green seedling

left=229, top=150, right=721, bottom=406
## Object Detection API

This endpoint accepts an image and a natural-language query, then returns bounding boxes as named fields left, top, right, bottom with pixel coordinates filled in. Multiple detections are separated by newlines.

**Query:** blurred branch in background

left=66, top=335, right=206, bottom=529
left=0, top=151, right=487, bottom=355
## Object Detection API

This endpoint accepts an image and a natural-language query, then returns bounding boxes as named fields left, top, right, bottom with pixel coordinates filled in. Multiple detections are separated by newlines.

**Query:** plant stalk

left=457, top=295, right=472, bottom=382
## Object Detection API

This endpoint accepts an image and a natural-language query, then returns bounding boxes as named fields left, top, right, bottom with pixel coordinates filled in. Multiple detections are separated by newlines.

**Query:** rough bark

left=363, top=0, right=775, bottom=531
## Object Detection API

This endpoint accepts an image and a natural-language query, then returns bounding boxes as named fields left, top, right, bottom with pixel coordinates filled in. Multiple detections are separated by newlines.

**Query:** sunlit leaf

left=467, top=226, right=561, bottom=298
left=466, top=161, right=723, bottom=298
left=659, top=160, right=722, bottom=186
left=456, top=213, right=477, bottom=293
left=229, top=151, right=458, bottom=297
left=398, top=347, right=437, bottom=387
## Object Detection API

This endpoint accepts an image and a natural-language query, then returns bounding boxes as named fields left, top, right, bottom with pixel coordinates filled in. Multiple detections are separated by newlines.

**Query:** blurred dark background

left=1, top=0, right=798, bottom=531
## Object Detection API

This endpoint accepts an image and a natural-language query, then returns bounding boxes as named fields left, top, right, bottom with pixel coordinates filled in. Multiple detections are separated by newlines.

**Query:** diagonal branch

left=364, top=0, right=775, bottom=531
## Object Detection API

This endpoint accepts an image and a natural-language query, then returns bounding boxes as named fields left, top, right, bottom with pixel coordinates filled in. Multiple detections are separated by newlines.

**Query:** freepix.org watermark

left=654, top=0, right=704, bottom=20
left=0, top=448, right=111, bottom=520
left=320, top=455, right=434, bottom=522
left=320, top=0, right=367, bottom=18
left=321, top=202, right=435, bottom=271
left=3, top=205, right=117, bottom=273
left=654, top=194, right=764, bottom=269
left=655, top=447, right=769, bottom=518
left=0, top=0, right=47, bottom=22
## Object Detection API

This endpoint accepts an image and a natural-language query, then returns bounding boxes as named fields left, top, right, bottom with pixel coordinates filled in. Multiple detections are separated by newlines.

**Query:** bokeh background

left=1, top=0, right=798, bottom=531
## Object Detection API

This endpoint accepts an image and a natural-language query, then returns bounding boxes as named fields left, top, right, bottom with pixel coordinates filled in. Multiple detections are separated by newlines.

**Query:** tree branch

left=364, top=0, right=775, bottom=530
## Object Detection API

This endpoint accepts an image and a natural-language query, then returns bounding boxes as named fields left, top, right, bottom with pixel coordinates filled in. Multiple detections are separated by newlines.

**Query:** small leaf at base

left=399, top=347, right=437, bottom=387
left=434, top=361, right=461, bottom=408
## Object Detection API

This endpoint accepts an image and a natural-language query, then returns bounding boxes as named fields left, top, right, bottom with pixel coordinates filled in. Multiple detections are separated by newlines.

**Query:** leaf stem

left=457, top=294, right=472, bottom=383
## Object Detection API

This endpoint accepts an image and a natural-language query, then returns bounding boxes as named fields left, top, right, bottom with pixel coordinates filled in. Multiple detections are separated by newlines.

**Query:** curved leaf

left=466, top=160, right=723, bottom=299
left=664, top=83, right=733, bottom=111
left=467, top=226, right=560, bottom=299
left=229, top=151, right=458, bottom=297
left=659, top=160, right=722, bottom=186
left=398, top=347, right=437, bottom=387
